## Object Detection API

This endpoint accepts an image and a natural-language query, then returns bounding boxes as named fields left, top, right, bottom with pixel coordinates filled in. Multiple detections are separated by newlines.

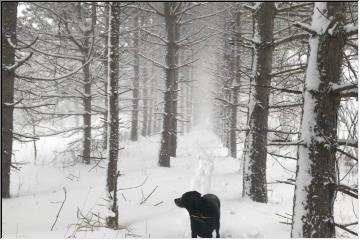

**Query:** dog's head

left=174, top=191, right=202, bottom=212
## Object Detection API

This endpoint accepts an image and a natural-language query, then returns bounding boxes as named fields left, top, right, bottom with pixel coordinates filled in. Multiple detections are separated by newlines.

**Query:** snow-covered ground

left=2, top=125, right=357, bottom=238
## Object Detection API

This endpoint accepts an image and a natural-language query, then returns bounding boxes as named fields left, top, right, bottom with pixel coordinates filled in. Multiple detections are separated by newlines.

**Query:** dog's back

left=203, top=194, right=220, bottom=210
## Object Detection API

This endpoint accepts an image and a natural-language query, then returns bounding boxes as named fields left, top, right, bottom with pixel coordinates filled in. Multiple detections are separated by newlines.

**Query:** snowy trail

left=3, top=126, right=294, bottom=238
left=177, top=127, right=293, bottom=238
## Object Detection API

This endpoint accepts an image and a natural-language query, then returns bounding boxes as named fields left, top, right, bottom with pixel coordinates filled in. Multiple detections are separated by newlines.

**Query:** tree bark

left=186, top=51, right=194, bottom=133
left=242, top=2, right=275, bottom=203
left=147, top=65, right=155, bottom=136
left=1, top=1, right=17, bottom=199
left=291, top=2, right=346, bottom=237
left=102, top=2, right=110, bottom=150
left=82, top=3, right=96, bottom=164
left=82, top=60, right=92, bottom=164
left=106, top=2, right=121, bottom=229
left=130, top=14, right=140, bottom=141
left=159, top=2, right=180, bottom=167
left=169, top=9, right=180, bottom=157
left=229, top=9, right=241, bottom=159
left=141, top=66, right=149, bottom=137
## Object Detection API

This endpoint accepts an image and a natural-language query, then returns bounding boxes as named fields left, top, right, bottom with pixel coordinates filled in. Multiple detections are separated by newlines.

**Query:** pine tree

left=1, top=1, right=18, bottom=198
left=106, top=2, right=121, bottom=229
left=291, top=2, right=347, bottom=237
left=242, top=2, right=275, bottom=203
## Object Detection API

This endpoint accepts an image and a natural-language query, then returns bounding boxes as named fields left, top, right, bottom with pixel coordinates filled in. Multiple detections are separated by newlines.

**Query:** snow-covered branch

left=8, top=36, right=39, bottom=50
left=268, top=140, right=305, bottom=146
left=15, top=57, right=94, bottom=82
left=14, top=103, right=55, bottom=109
left=179, top=7, right=230, bottom=25
left=140, top=27, right=168, bottom=44
left=293, top=22, right=317, bottom=36
left=337, top=184, right=358, bottom=199
left=337, top=139, right=358, bottom=148
left=329, top=83, right=358, bottom=98
left=214, top=97, right=247, bottom=108
left=274, top=33, right=309, bottom=47
left=147, top=3, right=165, bottom=16
left=276, top=3, right=313, bottom=13
left=2, top=52, right=33, bottom=71
left=242, top=4, right=256, bottom=12
left=269, top=103, right=303, bottom=109
left=138, top=53, right=167, bottom=69
left=173, top=58, right=200, bottom=70
left=335, top=148, right=358, bottom=162
left=175, top=3, right=203, bottom=16
left=344, top=24, right=358, bottom=37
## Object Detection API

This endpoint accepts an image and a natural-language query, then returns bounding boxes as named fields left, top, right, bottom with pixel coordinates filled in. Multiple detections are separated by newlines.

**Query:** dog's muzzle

left=174, top=198, right=184, bottom=208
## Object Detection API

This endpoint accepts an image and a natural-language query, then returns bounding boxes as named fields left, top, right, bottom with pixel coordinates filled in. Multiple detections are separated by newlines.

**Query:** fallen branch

left=51, top=187, right=67, bottom=231
left=153, top=201, right=164, bottom=206
left=140, top=185, right=158, bottom=205
left=117, top=176, right=148, bottom=191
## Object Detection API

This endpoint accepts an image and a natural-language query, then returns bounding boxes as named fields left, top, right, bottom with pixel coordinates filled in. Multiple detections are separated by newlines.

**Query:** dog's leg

left=216, top=229, right=220, bottom=238
left=191, top=231, right=197, bottom=238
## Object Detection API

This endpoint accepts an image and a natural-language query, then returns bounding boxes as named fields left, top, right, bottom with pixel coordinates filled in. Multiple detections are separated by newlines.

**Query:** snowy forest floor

left=2, top=125, right=358, bottom=238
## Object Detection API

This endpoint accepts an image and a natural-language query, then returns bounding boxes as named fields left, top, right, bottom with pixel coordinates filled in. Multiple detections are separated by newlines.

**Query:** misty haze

left=1, top=2, right=358, bottom=238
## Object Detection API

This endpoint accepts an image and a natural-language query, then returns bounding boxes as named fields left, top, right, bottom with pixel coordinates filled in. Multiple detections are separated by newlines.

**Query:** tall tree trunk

left=185, top=81, right=192, bottom=133
left=291, top=2, right=346, bottom=237
left=152, top=66, right=159, bottom=135
left=82, top=3, right=96, bottom=164
left=1, top=2, right=17, bottom=199
left=141, top=67, right=149, bottom=137
left=147, top=65, right=155, bottom=136
left=130, top=14, right=140, bottom=141
left=82, top=61, right=92, bottom=164
left=169, top=13, right=180, bottom=157
left=159, top=2, right=179, bottom=167
left=186, top=50, right=194, bottom=133
left=222, top=15, right=232, bottom=152
left=242, top=2, right=275, bottom=203
left=106, top=2, right=121, bottom=229
left=102, top=2, right=110, bottom=150
left=229, top=9, right=241, bottom=159
left=153, top=73, right=161, bottom=134
left=179, top=82, right=185, bottom=136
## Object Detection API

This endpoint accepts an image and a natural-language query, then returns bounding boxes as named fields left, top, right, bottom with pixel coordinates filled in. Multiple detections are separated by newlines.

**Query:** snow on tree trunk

left=106, top=2, right=121, bottom=229
left=159, top=2, right=180, bottom=167
left=82, top=3, right=96, bottom=164
left=1, top=2, right=17, bottom=199
left=130, top=14, right=140, bottom=141
left=242, top=2, right=275, bottom=203
left=291, top=2, right=346, bottom=237
left=229, top=8, right=242, bottom=159
left=169, top=15, right=180, bottom=157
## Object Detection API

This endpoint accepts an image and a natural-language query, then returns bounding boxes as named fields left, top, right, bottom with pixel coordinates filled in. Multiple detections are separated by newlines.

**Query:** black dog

left=174, top=191, right=220, bottom=238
